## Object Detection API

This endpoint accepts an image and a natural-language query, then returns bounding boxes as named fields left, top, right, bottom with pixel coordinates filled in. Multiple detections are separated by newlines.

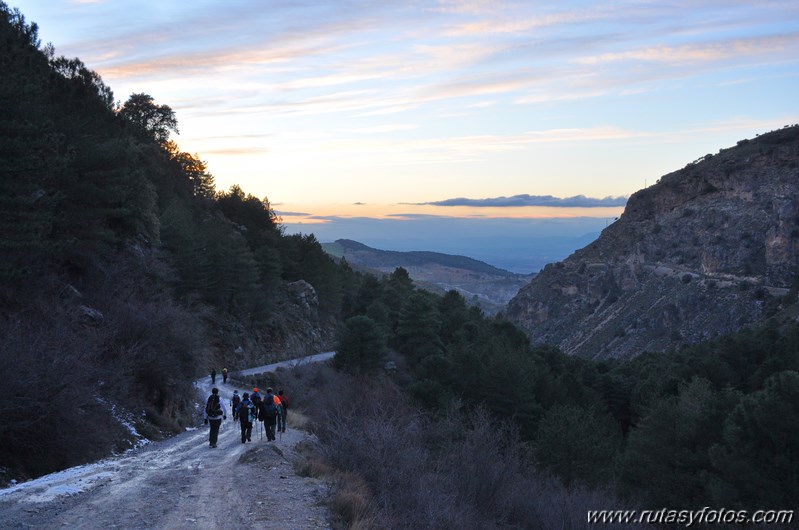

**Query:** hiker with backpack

left=210, top=368, right=216, bottom=384
left=204, top=387, right=227, bottom=448
left=222, top=367, right=228, bottom=384
left=250, top=388, right=263, bottom=439
left=236, top=392, right=255, bottom=443
left=261, top=387, right=280, bottom=441
left=277, top=389, right=289, bottom=433
left=231, top=390, right=241, bottom=422
left=251, top=387, right=262, bottom=409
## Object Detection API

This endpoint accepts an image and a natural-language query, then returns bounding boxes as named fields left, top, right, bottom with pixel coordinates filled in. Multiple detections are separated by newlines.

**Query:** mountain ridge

left=507, top=125, right=799, bottom=358
left=322, top=239, right=534, bottom=314
left=327, top=238, right=522, bottom=276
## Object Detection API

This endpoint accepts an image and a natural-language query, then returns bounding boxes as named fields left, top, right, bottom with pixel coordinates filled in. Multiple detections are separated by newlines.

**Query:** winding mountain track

left=0, top=354, right=335, bottom=529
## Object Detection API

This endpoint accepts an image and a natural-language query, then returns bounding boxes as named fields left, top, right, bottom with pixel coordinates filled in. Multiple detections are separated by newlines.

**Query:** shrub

left=286, top=363, right=633, bottom=529
left=0, top=304, right=125, bottom=478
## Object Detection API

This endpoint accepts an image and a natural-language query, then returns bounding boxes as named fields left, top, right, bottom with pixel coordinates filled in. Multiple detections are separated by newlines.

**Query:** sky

left=12, top=0, right=799, bottom=271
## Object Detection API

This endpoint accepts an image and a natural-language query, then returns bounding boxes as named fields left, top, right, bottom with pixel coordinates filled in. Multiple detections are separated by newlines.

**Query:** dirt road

left=0, top=377, right=331, bottom=529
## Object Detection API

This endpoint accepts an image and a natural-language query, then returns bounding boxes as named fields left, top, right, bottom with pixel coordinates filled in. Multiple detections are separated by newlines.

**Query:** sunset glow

left=276, top=202, right=626, bottom=224
left=13, top=0, right=799, bottom=265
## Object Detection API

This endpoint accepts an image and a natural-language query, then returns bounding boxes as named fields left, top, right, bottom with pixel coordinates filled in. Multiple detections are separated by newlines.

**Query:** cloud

left=428, top=0, right=503, bottom=15
left=412, top=194, right=628, bottom=208
left=274, top=210, right=312, bottom=216
left=385, top=213, right=452, bottom=219
left=201, top=147, right=269, bottom=156
left=347, top=124, right=418, bottom=134
left=574, top=33, right=799, bottom=66
left=33, top=0, right=797, bottom=209
left=70, top=0, right=798, bottom=131
left=443, top=7, right=610, bottom=37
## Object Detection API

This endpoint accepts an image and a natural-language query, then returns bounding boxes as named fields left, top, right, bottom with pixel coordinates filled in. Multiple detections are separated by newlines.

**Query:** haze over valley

left=289, top=215, right=607, bottom=273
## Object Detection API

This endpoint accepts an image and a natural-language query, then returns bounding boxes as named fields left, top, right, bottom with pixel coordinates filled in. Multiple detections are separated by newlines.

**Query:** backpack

left=262, top=398, right=278, bottom=420
left=205, top=394, right=222, bottom=417
left=232, top=394, right=241, bottom=410
left=239, top=401, right=255, bottom=423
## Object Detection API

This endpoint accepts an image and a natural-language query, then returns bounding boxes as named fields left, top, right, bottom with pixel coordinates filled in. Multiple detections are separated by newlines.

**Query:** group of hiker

left=204, top=386, right=289, bottom=447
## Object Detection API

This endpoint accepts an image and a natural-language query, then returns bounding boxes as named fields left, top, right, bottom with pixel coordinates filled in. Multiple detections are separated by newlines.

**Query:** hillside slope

left=0, top=5, right=344, bottom=481
left=507, top=125, right=799, bottom=358
left=324, top=239, right=534, bottom=314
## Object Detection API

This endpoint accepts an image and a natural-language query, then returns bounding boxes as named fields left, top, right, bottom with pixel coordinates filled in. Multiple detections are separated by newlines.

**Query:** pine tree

left=710, top=371, right=799, bottom=506
left=119, top=93, right=178, bottom=144
left=335, top=315, right=387, bottom=374
left=396, top=291, right=443, bottom=363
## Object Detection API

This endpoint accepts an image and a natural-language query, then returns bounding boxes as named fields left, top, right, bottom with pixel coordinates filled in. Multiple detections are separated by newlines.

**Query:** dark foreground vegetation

left=251, top=267, right=799, bottom=527
left=255, top=362, right=630, bottom=529
left=343, top=281, right=799, bottom=510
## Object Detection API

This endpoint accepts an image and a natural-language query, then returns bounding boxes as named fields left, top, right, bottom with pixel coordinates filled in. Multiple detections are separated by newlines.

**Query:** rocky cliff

left=507, top=125, right=799, bottom=359
left=209, top=279, right=337, bottom=371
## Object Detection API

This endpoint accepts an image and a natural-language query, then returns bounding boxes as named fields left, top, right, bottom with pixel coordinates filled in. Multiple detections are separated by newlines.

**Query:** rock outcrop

left=507, top=125, right=799, bottom=359
left=209, top=280, right=336, bottom=370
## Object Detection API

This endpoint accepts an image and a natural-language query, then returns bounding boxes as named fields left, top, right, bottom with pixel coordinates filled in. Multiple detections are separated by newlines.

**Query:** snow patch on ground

left=25, top=471, right=115, bottom=503
left=0, top=460, right=113, bottom=503
left=97, top=395, right=150, bottom=450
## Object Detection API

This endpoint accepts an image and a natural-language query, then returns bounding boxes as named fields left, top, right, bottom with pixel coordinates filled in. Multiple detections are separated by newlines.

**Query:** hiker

left=277, top=389, right=289, bottom=433
left=261, top=387, right=280, bottom=441
left=222, top=367, right=228, bottom=384
left=251, top=387, right=262, bottom=410
left=231, top=390, right=241, bottom=422
left=204, top=387, right=227, bottom=448
left=210, top=368, right=216, bottom=384
left=236, top=392, right=254, bottom=443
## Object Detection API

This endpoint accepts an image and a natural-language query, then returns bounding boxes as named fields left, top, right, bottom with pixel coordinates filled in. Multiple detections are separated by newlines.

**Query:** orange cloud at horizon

left=275, top=202, right=626, bottom=223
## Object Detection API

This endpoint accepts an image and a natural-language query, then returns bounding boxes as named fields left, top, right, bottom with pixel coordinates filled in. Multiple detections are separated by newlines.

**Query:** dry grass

left=328, top=472, right=375, bottom=530
left=347, top=518, right=377, bottom=530
left=288, top=409, right=311, bottom=430
left=294, top=439, right=330, bottom=478
left=295, top=456, right=334, bottom=478
left=291, top=431, right=377, bottom=529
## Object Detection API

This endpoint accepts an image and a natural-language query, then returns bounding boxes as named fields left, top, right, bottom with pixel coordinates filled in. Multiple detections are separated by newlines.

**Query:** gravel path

left=0, top=377, right=332, bottom=529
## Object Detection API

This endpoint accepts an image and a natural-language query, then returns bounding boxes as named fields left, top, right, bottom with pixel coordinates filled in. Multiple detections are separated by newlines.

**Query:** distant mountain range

left=322, top=239, right=534, bottom=314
